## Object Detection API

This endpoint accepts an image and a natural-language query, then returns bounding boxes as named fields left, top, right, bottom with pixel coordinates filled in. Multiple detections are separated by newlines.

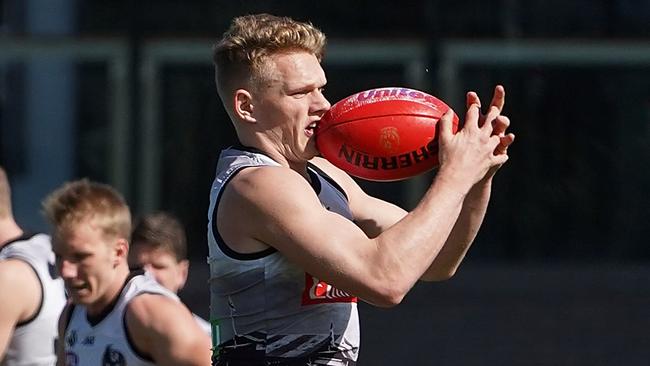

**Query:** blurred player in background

left=0, top=166, right=66, bottom=366
left=43, top=179, right=210, bottom=366
left=129, top=211, right=212, bottom=335
left=209, top=13, right=514, bottom=365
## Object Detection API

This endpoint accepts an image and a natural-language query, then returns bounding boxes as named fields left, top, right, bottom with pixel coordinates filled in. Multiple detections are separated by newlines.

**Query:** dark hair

left=131, top=212, right=187, bottom=261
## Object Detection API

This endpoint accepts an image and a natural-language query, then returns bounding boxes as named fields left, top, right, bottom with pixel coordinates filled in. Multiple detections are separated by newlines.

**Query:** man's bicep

left=224, top=166, right=371, bottom=259
left=127, top=296, right=210, bottom=366
left=0, top=309, right=17, bottom=359
left=243, top=171, right=387, bottom=295
left=0, top=262, right=34, bottom=357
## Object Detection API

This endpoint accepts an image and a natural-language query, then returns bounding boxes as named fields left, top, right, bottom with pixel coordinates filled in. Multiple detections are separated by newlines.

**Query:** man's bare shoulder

left=124, top=294, right=186, bottom=345
left=225, top=165, right=318, bottom=206
left=125, top=294, right=211, bottom=365
left=0, top=259, right=39, bottom=290
left=126, top=293, right=182, bottom=324
left=0, top=259, right=41, bottom=319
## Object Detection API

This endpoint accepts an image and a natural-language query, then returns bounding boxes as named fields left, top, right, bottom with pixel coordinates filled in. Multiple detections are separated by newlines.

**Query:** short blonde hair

left=0, top=167, right=12, bottom=219
left=212, top=13, right=326, bottom=99
left=42, top=179, right=131, bottom=241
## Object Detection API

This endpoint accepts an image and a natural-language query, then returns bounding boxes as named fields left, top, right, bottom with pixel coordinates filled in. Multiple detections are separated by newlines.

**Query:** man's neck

left=236, top=138, right=311, bottom=179
left=86, top=265, right=131, bottom=318
left=0, top=218, right=24, bottom=247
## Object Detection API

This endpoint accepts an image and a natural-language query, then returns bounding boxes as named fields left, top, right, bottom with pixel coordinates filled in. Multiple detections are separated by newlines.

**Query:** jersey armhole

left=122, top=293, right=164, bottom=363
left=307, top=162, right=349, bottom=201
left=211, top=165, right=277, bottom=260
left=14, top=261, right=45, bottom=327
left=60, top=303, right=75, bottom=335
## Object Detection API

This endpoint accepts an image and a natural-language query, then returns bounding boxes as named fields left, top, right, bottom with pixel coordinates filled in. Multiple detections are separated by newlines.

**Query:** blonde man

left=128, top=212, right=211, bottom=335
left=44, top=179, right=210, bottom=366
left=0, top=166, right=66, bottom=366
left=208, top=13, right=514, bottom=365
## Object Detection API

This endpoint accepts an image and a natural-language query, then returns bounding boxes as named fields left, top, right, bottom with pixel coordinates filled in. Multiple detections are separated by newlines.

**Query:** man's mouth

left=66, top=282, right=88, bottom=292
left=305, top=121, right=319, bottom=137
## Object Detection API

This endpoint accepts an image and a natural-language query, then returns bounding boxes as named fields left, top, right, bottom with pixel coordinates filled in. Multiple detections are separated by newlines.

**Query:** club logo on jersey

left=65, top=351, right=79, bottom=366
left=102, top=345, right=126, bottom=366
left=301, top=274, right=357, bottom=305
left=66, top=330, right=77, bottom=348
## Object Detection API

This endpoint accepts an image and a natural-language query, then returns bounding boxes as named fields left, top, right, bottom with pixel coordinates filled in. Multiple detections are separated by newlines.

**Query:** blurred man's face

left=129, top=244, right=188, bottom=293
left=53, top=220, right=126, bottom=312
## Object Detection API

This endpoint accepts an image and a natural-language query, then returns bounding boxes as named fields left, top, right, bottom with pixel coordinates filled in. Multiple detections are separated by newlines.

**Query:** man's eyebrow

left=286, top=81, right=325, bottom=92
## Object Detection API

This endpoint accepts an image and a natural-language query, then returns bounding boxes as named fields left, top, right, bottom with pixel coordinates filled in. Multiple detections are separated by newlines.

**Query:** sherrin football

left=316, top=87, right=459, bottom=181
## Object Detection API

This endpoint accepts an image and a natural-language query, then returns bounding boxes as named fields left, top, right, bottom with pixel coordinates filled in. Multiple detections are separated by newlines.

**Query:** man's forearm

left=420, top=177, right=493, bottom=281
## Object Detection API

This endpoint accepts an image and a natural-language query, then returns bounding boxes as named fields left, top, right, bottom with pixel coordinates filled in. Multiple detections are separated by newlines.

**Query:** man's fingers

left=494, top=133, right=515, bottom=155
left=492, top=115, right=510, bottom=136
left=492, top=153, right=509, bottom=166
left=489, top=85, right=505, bottom=112
left=438, top=108, right=456, bottom=140
left=502, top=133, right=515, bottom=146
left=463, top=104, right=481, bottom=132
left=466, top=91, right=480, bottom=109
left=481, top=105, right=500, bottom=135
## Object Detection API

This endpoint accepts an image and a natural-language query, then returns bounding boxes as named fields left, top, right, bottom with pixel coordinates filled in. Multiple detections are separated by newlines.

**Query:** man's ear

left=114, top=238, right=129, bottom=267
left=177, top=259, right=189, bottom=291
left=233, top=89, right=256, bottom=123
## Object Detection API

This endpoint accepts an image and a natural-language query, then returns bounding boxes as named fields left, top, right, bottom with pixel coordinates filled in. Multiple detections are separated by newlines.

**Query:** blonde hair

left=0, top=167, right=12, bottom=219
left=42, top=179, right=131, bottom=241
left=212, top=13, right=326, bottom=99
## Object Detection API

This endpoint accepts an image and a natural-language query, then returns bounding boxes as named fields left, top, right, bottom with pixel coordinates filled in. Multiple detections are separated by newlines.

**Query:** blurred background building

left=1, top=1, right=649, bottom=365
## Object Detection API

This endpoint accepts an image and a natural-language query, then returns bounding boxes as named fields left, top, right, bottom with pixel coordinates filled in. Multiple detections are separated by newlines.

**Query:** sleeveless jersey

left=208, top=146, right=360, bottom=365
left=193, top=313, right=212, bottom=337
left=0, top=233, right=66, bottom=366
left=62, top=273, right=178, bottom=366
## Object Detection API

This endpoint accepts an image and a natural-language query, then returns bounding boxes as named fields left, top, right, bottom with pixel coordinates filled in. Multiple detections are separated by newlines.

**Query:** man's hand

left=437, top=104, right=507, bottom=192
left=466, top=85, right=515, bottom=179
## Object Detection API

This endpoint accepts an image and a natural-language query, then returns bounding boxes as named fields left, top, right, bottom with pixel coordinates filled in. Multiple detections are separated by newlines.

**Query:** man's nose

left=313, top=92, right=331, bottom=114
left=58, top=259, right=77, bottom=279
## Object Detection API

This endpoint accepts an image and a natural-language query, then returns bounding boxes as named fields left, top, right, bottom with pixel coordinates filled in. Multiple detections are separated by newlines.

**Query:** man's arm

left=219, top=105, right=505, bottom=307
left=420, top=176, right=493, bottom=280
left=315, top=158, right=497, bottom=282
left=313, top=87, right=515, bottom=283
left=125, top=294, right=211, bottom=366
left=0, top=259, right=41, bottom=359
left=421, top=86, right=515, bottom=280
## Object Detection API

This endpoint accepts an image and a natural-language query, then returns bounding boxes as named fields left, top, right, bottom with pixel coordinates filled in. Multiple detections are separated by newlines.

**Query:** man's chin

left=68, top=290, right=92, bottom=305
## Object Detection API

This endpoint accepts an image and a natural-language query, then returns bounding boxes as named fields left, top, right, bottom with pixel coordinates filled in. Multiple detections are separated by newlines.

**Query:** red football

left=316, top=87, right=459, bottom=181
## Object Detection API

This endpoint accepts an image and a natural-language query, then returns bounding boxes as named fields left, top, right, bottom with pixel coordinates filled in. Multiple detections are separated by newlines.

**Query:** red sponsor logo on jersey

left=301, top=274, right=357, bottom=305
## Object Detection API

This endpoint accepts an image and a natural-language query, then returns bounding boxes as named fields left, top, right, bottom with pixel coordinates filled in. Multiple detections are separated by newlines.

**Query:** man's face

left=252, top=51, right=331, bottom=162
left=128, top=244, right=188, bottom=293
left=53, top=221, right=123, bottom=308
